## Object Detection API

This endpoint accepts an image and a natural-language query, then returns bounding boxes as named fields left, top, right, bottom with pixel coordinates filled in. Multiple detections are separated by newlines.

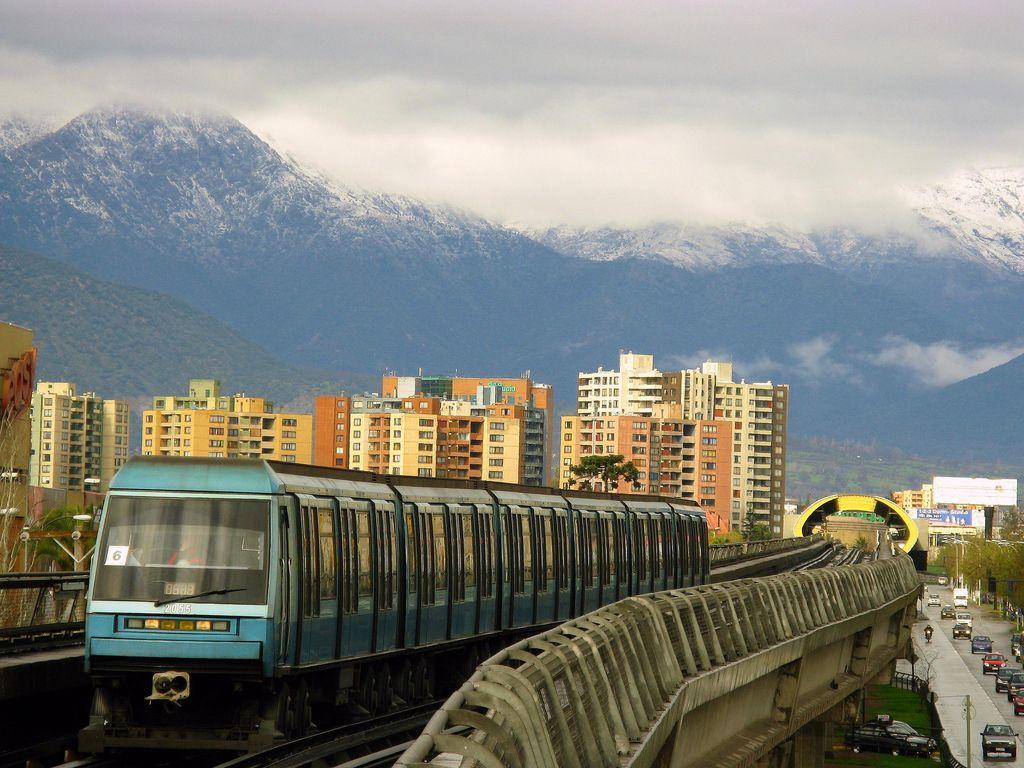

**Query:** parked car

left=954, top=622, right=972, bottom=639
left=973, top=635, right=994, bottom=654
left=1006, top=671, right=1024, bottom=701
left=1012, top=634, right=1022, bottom=658
left=1014, top=692, right=1024, bottom=717
left=981, top=723, right=1017, bottom=759
left=984, top=653, right=1008, bottom=674
left=996, top=667, right=1018, bottom=693
left=848, top=715, right=936, bottom=757
left=927, top=594, right=941, bottom=607
left=941, top=604, right=956, bottom=619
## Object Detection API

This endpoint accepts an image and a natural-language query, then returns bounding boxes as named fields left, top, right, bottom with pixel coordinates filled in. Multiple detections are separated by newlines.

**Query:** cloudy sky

left=3, top=0, right=1023, bottom=227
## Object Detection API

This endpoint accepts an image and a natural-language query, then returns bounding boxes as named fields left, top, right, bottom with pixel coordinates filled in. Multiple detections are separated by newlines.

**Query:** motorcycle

left=924, top=626, right=934, bottom=644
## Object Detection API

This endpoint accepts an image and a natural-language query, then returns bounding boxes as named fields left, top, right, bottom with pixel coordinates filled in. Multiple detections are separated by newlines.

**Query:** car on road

left=954, top=622, right=973, bottom=639
left=848, top=715, right=936, bottom=757
left=941, top=604, right=956, bottom=619
left=1006, top=671, right=1024, bottom=701
left=973, top=636, right=995, bottom=654
left=927, top=594, right=941, bottom=607
left=981, top=723, right=1017, bottom=759
left=1013, top=693, right=1024, bottom=717
left=996, top=667, right=1019, bottom=693
left=984, top=654, right=1008, bottom=674
left=956, top=612, right=974, bottom=628
left=1012, top=634, right=1022, bottom=659
left=938, top=576, right=948, bottom=585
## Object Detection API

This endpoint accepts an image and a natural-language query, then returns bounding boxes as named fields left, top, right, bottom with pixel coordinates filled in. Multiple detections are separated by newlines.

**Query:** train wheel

left=392, top=659, right=413, bottom=706
left=412, top=656, right=430, bottom=701
left=375, top=663, right=393, bottom=713
left=260, top=682, right=292, bottom=739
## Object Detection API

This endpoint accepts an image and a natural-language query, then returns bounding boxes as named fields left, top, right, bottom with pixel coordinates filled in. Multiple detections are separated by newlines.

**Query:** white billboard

left=932, top=476, right=1018, bottom=506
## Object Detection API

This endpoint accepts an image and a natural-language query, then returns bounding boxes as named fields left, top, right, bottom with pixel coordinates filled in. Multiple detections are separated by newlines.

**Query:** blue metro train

left=81, top=457, right=708, bottom=751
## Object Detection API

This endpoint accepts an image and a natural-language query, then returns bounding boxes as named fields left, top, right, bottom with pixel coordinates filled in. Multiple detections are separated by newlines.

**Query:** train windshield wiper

left=154, top=588, right=247, bottom=607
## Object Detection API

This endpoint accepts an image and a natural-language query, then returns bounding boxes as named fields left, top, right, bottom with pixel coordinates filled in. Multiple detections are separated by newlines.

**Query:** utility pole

left=964, top=694, right=972, bottom=768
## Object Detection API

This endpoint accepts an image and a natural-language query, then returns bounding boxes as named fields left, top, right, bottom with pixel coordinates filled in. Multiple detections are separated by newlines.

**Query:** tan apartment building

left=1, top=323, right=35, bottom=561
left=142, top=378, right=312, bottom=463
left=315, top=392, right=542, bottom=483
left=575, top=355, right=788, bottom=534
left=557, top=411, right=734, bottom=531
left=29, top=382, right=130, bottom=493
left=381, top=374, right=552, bottom=481
left=892, top=484, right=934, bottom=510
left=661, top=360, right=788, bottom=535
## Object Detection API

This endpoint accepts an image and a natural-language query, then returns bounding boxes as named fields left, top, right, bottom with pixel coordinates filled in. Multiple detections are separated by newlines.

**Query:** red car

left=1014, top=692, right=1024, bottom=716
left=984, top=653, right=1008, bottom=675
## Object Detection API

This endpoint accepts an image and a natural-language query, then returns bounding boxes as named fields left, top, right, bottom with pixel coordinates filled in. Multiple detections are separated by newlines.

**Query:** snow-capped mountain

left=908, top=167, right=1024, bottom=274
left=0, top=115, right=53, bottom=154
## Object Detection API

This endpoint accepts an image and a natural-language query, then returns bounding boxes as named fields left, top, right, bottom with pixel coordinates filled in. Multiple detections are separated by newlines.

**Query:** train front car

left=80, top=458, right=283, bottom=752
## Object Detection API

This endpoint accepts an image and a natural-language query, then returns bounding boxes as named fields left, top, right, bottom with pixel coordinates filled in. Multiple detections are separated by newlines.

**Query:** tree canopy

left=567, top=454, right=641, bottom=492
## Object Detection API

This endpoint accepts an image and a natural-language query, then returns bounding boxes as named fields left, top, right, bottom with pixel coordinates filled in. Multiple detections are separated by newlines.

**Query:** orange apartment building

left=313, top=393, right=543, bottom=484
left=558, top=413, right=734, bottom=531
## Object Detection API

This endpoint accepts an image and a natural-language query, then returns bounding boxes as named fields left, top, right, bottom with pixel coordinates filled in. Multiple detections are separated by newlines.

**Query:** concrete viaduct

left=396, top=553, right=920, bottom=768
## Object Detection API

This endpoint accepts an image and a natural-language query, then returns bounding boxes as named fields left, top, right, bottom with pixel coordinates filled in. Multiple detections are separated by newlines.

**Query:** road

left=912, top=584, right=1023, bottom=765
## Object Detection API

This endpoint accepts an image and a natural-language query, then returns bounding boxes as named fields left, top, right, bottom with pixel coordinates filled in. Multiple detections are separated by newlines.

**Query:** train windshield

left=92, top=495, right=270, bottom=605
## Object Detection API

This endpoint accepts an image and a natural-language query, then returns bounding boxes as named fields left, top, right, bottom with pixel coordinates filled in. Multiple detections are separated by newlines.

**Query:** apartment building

left=557, top=411, right=734, bottom=530
left=29, top=382, right=130, bottom=492
left=662, top=361, right=788, bottom=535
left=572, top=355, right=788, bottom=534
left=577, top=352, right=663, bottom=417
left=892, top=484, right=934, bottom=511
left=1, top=323, right=35, bottom=538
left=381, top=373, right=553, bottom=479
left=314, top=390, right=544, bottom=484
left=142, top=378, right=312, bottom=463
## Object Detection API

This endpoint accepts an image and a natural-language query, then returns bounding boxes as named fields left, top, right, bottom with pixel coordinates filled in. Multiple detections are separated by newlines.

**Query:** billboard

left=932, top=476, right=1017, bottom=506
left=917, top=512, right=978, bottom=528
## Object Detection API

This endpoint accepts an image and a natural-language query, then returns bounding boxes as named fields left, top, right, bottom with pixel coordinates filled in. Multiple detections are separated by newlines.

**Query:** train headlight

left=148, top=670, right=190, bottom=702
left=196, top=620, right=211, bottom=631
left=144, top=619, right=160, bottom=629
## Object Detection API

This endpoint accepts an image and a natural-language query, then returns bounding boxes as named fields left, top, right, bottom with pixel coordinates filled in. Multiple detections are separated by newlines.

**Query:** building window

left=488, top=471, right=503, bottom=479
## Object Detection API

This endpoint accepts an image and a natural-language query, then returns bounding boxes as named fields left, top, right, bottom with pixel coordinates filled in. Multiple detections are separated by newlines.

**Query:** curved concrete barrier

left=396, top=555, right=920, bottom=768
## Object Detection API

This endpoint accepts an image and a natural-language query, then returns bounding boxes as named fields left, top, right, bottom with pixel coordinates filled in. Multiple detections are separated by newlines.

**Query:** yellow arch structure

left=796, top=493, right=918, bottom=552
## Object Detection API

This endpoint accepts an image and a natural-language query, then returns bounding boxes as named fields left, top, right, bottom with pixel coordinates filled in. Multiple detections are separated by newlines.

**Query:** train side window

left=601, top=517, right=613, bottom=585
left=688, top=518, right=699, bottom=579
left=521, top=511, right=533, bottom=593
left=406, top=512, right=417, bottom=596
left=377, top=506, right=395, bottom=610
left=589, top=517, right=599, bottom=587
left=300, top=505, right=321, bottom=618
left=432, top=510, right=447, bottom=595
left=502, top=509, right=514, bottom=590
left=479, top=510, right=493, bottom=599
left=337, top=507, right=357, bottom=614
left=463, top=513, right=476, bottom=593
left=318, top=509, right=337, bottom=600
left=635, top=517, right=647, bottom=583
left=535, top=512, right=551, bottom=593
left=357, top=510, right=372, bottom=610
left=555, top=515, right=570, bottom=590
left=450, top=513, right=466, bottom=602
left=654, top=517, right=665, bottom=581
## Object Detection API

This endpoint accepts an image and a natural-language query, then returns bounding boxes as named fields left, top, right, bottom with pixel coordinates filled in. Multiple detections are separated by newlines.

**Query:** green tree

left=1000, top=508, right=1024, bottom=542
left=853, top=535, right=870, bottom=552
left=567, top=454, right=641, bottom=492
left=741, top=513, right=772, bottom=542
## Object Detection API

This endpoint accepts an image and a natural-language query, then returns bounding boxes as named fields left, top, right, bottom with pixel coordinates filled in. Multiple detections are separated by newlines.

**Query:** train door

left=415, top=503, right=449, bottom=644
left=688, top=517, right=700, bottom=585
left=372, top=500, right=398, bottom=652
left=477, top=505, right=497, bottom=632
left=553, top=509, right=571, bottom=620
left=505, top=506, right=534, bottom=628
left=277, top=501, right=297, bottom=666
left=535, top=509, right=555, bottom=623
left=577, top=511, right=599, bottom=614
left=698, top=516, right=710, bottom=582
left=296, top=495, right=337, bottom=665
left=631, top=512, right=648, bottom=596
left=336, top=498, right=373, bottom=658
left=652, top=512, right=667, bottom=592
left=449, top=504, right=478, bottom=639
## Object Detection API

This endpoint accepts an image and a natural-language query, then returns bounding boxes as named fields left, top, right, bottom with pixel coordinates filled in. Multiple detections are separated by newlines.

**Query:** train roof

left=109, top=456, right=705, bottom=515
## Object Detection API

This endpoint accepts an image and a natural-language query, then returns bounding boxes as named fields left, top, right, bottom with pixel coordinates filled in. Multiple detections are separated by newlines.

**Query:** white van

left=953, top=587, right=969, bottom=608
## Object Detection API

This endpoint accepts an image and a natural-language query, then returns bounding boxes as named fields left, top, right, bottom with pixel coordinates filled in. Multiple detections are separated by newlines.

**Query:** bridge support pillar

left=791, top=719, right=828, bottom=768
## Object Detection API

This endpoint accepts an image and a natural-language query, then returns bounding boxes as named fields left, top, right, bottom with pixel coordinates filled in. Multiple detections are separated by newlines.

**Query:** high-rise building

left=572, top=355, right=788, bottom=534
left=142, top=378, right=312, bottom=463
left=661, top=361, right=788, bottom=534
left=1, top=323, right=35, bottom=545
left=577, top=352, right=663, bottom=417
left=29, top=382, right=130, bottom=492
left=381, top=373, right=553, bottom=480
left=892, top=484, right=934, bottom=510
left=313, top=390, right=545, bottom=484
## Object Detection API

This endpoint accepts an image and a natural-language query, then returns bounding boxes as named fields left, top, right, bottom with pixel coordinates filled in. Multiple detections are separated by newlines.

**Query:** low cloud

left=869, top=336, right=1024, bottom=387
left=666, top=336, right=853, bottom=385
